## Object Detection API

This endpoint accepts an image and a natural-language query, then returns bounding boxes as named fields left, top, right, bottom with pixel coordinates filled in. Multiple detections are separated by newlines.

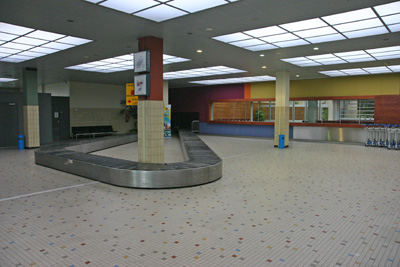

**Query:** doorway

left=0, top=102, right=19, bottom=147
left=52, top=97, right=70, bottom=142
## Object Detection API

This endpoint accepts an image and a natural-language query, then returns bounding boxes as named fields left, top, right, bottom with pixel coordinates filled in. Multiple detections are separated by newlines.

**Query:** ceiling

left=0, top=0, right=399, bottom=89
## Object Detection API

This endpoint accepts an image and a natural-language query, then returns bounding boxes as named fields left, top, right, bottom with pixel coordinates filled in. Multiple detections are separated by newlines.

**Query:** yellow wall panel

left=250, top=74, right=400, bottom=98
left=251, top=81, right=275, bottom=98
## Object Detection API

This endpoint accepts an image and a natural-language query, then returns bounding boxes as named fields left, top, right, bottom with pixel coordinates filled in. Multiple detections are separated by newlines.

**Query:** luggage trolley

left=378, top=124, right=386, bottom=147
left=395, top=125, right=400, bottom=150
left=384, top=124, right=391, bottom=148
left=372, top=124, right=380, bottom=147
left=388, top=124, right=398, bottom=150
left=364, top=124, right=373, bottom=147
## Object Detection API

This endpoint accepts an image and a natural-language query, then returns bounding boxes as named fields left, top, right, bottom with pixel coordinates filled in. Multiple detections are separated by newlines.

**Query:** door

left=0, top=102, right=19, bottom=147
left=52, top=97, right=70, bottom=142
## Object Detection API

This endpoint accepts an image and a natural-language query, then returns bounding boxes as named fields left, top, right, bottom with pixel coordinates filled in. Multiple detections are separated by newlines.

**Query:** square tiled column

left=23, top=105, right=40, bottom=148
left=138, top=100, right=164, bottom=163
left=274, top=71, right=290, bottom=147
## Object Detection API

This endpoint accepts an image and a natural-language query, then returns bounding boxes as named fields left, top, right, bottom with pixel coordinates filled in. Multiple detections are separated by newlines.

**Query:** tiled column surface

left=138, top=100, right=164, bottom=163
left=22, top=68, right=40, bottom=148
left=274, top=71, right=290, bottom=147
left=23, top=105, right=40, bottom=148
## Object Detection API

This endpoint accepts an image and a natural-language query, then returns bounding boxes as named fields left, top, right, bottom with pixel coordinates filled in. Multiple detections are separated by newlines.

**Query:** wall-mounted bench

left=72, top=125, right=117, bottom=140
left=35, top=130, right=222, bottom=189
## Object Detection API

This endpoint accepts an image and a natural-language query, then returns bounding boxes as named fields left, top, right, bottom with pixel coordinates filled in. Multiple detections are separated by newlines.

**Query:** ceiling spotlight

left=197, top=50, right=203, bottom=53
left=313, top=47, right=319, bottom=50
left=260, top=54, right=265, bottom=57
left=206, top=28, right=214, bottom=31
left=296, top=74, right=300, bottom=77
left=262, top=66, right=267, bottom=69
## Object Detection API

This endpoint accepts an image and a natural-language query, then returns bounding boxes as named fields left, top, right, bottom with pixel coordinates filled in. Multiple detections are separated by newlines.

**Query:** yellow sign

left=126, top=96, right=138, bottom=106
left=126, top=83, right=134, bottom=96
left=126, top=83, right=138, bottom=106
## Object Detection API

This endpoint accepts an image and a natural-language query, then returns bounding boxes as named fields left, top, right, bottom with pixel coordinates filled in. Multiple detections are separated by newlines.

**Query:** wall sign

left=134, top=51, right=150, bottom=73
left=125, top=83, right=138, bottom=106
left=134, top=74, right=151, bottom=96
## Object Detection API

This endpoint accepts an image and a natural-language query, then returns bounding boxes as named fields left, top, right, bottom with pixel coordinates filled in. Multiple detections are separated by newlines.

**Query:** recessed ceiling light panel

left=319, top=65, right=400, bottom=76
left=282, top=46, right=400, bottom=67
left=164, top=66, right=246, bottom=80
left=84, top=0, right=241, bottom=22
left=100, top=0, right=157, bottom=14
left=0, top=22, right=93, bottom=63
left=322, top=8, right=376, bottom=25
left=244, top=26, right=286, bottom=38
left=212, top=3, right=398, bottom=52
left=66, top=53, right=191, bottom=73
left=281, top=18, right=327, bottom=32
left=0, top=77, right=18, bottom=82
left=190, top=75, right=275, bottom=85
left=374, top=1, right=400, bottom=16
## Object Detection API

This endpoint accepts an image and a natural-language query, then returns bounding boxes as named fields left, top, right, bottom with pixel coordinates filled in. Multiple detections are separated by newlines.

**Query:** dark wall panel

left=38, top=93, right=53, bottom=144
left=169, top=84, right=244, bottom=123
left=374, top=95, right=400, bottom=124
left=0, top=92, right=24, bottom=135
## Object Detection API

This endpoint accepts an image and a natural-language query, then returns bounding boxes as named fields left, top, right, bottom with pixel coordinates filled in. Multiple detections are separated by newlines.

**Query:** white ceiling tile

left=274, top=39, right=309, bottom=48
left=230, top=38, right=265, bottom=47
left=374, top=1, right=400, bottom=16
left=0, top=22, right=34, bottom=35
left=322, top=8, right=376, bottom=25
left=26, top=30, right=65, bottom=41
left=133, top=4, right=188, bottom=22
left=100, top=0, right=158, bottom=14
left=305, top=33, right=345, bottom=43
left=2, top=42, right=33, bottom=50
left=168, top=0, right=227, bottom=13
left=243, top=26, right=287, bottom=37
left=0, top=32, right=19, bottom=42
left=212, top=32, right=251, bottom=43
left=388, top=23, right=400, bottom=32
left=260, top=33, right=298, bottom=43
left=294, top=26, right=337, bottom=38
left=344, top=26, right=388, bottom=39
left=244, top=44, right=277, bottom=51
left=381, top=13, right=400, bottom=25
left=13, top=37, right=49, bottom=46
left=281, top=18, right=327, bottom=31
left=334, top=18, right=383, bottom=32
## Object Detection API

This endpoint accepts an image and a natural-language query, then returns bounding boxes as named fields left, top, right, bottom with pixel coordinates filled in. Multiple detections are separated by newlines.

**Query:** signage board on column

left=164, top=105, right=171, bottom=138
left=134, top=74, right=150, bottom=96
left=125, top=83, right=138, bottom=106
left=134, top=51, right=150, bottom=73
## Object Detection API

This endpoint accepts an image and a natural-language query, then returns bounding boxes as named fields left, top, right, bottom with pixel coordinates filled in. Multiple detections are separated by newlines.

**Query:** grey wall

left=0, top=92, right=53, bottom=147
left=0, top=91, right=24, bottom=135
left=38, top=93, right=53, bottom=144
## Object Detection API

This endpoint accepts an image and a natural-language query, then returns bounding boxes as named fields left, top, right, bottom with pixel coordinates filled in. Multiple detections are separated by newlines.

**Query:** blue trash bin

left=18, top=135, right=25, bottom=150
left=279, top=134, right=285, bottom=149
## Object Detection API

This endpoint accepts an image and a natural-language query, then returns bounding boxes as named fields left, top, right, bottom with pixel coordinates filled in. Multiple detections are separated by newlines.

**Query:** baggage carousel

left=34, top=130, right=222, bottom=188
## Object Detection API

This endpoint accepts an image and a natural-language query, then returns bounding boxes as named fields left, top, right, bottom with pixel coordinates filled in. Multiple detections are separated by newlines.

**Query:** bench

left=72, top=125, right=117, bottom=140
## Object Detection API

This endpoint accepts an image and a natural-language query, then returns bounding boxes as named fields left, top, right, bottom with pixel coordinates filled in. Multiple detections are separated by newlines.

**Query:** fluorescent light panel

left=66, top=53, right=191, bottom=73
left=84, top=0, right=240, bottom=22
left=0, top=77, right=18, bottom=82
left=163, top=66, right=246, bottom=80
left=0, top=22, right=92, bottom=63
left=282, top=46, right=400, bottom=67
left=319, top=65, right=400, bottom=76
left=190, top=75, right=275, bottom=85
left=212, top=1, right=400, bottom=51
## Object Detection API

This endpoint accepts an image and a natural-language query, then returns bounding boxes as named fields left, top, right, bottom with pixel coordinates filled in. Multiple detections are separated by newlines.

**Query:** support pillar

left=274, top=71, right=290, bottom=148
left=22, top=68, right=40, bottom=148
left=163, top=81, right=169, bottom=105
left=137, top=36, right=164, bottom=163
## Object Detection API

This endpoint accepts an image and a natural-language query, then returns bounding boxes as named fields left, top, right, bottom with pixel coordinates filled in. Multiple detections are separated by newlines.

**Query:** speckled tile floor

left=1, top=135, right=399, bottom=267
